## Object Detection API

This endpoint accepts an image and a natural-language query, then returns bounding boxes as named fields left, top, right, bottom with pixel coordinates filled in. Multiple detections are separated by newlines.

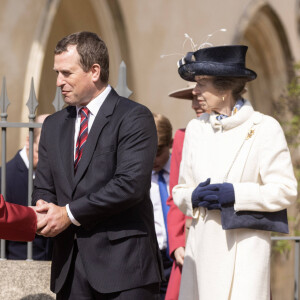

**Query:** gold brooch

left=246, top=129, right=255, bottom=140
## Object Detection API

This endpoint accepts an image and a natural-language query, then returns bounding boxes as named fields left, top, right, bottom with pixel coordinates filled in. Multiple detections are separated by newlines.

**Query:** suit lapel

left=59, top=106, right=77, bottom=190
left=73, top=89, right=120, bottom=189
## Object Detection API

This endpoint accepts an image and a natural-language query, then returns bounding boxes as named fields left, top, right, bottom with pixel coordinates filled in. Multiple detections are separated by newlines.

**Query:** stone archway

left=22, top=0, right=128, bottom=115
left=234, top=3, right=293, bottom=115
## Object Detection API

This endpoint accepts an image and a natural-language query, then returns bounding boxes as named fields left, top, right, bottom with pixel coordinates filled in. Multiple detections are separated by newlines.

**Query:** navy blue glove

left=195, top=183, right=235, bottom=209
left=192, top=178, right=212, bottom=209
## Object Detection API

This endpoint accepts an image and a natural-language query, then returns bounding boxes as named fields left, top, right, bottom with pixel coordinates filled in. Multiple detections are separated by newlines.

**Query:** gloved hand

left=192, top=178, right=212, bottom=209
left=194, top=182, right=235, bottom=209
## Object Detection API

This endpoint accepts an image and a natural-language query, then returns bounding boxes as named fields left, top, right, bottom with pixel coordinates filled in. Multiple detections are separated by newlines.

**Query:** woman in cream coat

left=173, top=45, right=298, bottom=300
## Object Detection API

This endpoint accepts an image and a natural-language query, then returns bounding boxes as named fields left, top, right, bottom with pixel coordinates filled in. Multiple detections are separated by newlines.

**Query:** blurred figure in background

left=151, top=113, right=173, bottom=299
left=0, top=114, right=52, bottom=260
left=165, top=83, right=205, bottom=300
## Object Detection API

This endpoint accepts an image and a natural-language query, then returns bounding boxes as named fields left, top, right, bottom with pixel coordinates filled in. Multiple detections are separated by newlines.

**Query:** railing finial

left=115, top=61, right=132, bottom=98
left=0, top=77, right=10, bottom=120
left=26, top=78, right=38, bottom=121
left=52, top=87, right=65, bottom=112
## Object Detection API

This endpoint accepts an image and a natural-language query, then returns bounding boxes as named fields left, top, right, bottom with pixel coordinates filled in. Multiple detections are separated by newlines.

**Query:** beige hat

left=168, top=82, right=196, bottom=100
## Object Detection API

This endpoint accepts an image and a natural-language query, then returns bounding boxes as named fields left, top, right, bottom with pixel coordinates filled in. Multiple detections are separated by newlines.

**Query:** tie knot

left=80, top=107, right=89, bottom=119
left=158, top=169, right=164, bottom=176
left=158, top=169, right=165, bottom=182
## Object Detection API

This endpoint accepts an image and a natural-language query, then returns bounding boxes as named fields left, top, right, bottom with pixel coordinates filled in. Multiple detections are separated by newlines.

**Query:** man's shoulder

left=6, top=151, right=26, bottom=171
left=115, top=95, right=150, bottom=114
left=43, top=106, right=75, bottom=125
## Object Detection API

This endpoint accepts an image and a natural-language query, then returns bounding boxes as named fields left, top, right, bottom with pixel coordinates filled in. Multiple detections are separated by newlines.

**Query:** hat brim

left=168, top=86, right=194, bottom=100
left=178, top=62, right=257, bottom=82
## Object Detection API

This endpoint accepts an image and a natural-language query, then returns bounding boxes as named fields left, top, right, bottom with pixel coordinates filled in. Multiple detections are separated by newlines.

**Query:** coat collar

left=209, top=100, right=254, bottom=131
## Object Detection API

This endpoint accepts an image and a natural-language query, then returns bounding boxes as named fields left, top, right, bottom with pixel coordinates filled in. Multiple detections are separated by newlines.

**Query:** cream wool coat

left=173, top=100, right=297, bottom=300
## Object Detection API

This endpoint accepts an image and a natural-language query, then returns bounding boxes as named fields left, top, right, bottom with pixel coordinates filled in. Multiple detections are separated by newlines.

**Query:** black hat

left=177, top=45, right=257, bottom=82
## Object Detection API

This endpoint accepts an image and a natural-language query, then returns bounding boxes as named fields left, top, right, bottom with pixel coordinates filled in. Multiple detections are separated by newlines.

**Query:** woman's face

left=192, top=76, right=225, bottom=113
left=191, top=94, right=205, bottom=117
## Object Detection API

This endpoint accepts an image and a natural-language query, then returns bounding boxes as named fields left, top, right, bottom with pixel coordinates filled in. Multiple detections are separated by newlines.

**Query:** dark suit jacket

left=0, top=152, right=52, bottom=260
left=0, top=194, right=36, bottom=241
left=32, top=88, right=163, bottom=294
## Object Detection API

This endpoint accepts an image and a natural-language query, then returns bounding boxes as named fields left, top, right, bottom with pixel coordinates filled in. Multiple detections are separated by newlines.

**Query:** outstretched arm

left=0, top=195, right=37, bottom=241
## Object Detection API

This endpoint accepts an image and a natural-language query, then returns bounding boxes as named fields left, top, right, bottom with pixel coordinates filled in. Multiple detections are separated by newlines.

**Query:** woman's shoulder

left=173, top=129, right=186, bottom=149
left=174, top=128, right=186, bottom=139
left=258, top=113, right=282, bottom=129
left=254, top=112, right=285, bottom=137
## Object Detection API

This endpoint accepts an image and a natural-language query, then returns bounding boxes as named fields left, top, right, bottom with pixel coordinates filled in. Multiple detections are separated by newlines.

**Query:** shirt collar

left=76, top=84, right=112, bottom=117
left=19, top=146, right=29, bottom=169
left=152, top=155, right=171, bottom=175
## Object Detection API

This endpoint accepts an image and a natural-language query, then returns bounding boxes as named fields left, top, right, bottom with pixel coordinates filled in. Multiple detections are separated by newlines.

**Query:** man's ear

left=91, top=63, right=101, bottom=82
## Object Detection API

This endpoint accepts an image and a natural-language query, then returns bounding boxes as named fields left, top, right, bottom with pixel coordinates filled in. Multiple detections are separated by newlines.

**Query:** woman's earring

left=222, top=96, right=225, bottom=102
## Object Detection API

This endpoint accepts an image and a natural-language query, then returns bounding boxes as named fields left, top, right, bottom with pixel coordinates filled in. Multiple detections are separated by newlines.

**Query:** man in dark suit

left=33, top=31, right=163, bottom=299
left=0, top=114, right=52, bottom=260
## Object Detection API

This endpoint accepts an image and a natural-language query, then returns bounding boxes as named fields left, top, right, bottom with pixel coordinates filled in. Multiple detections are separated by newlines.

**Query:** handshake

left=30, top=200, right=72, bottom=237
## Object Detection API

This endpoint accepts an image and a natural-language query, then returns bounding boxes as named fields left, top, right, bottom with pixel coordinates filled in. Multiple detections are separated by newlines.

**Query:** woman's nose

left=192, top=99, right=200, bottom=109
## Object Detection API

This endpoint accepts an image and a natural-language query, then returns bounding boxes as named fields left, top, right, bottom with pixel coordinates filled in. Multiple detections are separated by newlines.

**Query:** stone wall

left=0, top=260, right=55, bottom=300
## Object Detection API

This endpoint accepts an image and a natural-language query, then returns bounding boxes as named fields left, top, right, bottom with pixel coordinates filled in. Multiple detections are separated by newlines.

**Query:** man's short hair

left=54, top=31, right=109, bottom=83
left=153, top=113, right=172, bottom=152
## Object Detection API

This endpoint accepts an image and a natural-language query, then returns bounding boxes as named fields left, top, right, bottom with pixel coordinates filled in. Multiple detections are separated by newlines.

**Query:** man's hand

left=174, top=246, right=185, bottom=267
left=35, top=202, right=72, bottom=237
left=29, top=206, right=48, bottom=231
left=36, top=199, right=49, bottom=207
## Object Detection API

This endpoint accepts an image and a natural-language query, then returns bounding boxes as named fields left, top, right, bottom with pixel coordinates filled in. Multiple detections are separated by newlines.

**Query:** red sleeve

left=0, top=194, right=37, bottom=241
left=167, top=129, right=191, bottom=257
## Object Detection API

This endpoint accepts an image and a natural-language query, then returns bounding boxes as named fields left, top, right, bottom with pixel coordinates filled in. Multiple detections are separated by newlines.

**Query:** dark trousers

left=159, top=249, right=173, bottom=300
left=57, top=241, right=160, bottom=300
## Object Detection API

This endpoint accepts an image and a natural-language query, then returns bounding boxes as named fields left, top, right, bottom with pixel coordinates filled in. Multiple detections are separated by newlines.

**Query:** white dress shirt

left=66, top=85, right=112, bottom=226
left=19, top=146, right=36, bottom=179
left=150, top=157, right=170, bottom=250
left=19, top=146, right=29, bottom=168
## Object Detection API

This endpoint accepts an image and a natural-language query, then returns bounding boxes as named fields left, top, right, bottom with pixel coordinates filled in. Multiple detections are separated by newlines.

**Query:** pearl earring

left=222, top=96, right=225, bottom=102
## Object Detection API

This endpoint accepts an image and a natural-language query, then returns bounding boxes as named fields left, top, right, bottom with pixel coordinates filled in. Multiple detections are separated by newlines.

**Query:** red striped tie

left=74, top=107, right=89, bottom=172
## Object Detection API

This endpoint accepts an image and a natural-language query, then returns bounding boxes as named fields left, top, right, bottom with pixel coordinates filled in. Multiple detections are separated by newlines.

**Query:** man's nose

left=56, top=73, right=64, bottom=87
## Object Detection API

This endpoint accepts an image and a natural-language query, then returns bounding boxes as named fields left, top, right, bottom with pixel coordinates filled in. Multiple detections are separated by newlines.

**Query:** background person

left=173, top=45, right=297, bottom=299
left=165, top=82, right=205, bottom=300
left=33, top=31, right=163, bottom=300
left=151, top=113, right=173, bottom=299
left=0, top=114, right=53, bottom=260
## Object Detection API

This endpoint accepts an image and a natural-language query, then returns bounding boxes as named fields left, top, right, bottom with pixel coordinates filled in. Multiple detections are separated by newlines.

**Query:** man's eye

left=63, top=72, right=71, bottom=76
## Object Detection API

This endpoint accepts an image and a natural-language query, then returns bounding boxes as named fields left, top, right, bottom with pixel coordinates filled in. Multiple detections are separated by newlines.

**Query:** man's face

left=54, top=45, right=95, bottom=106
left=153, top=145, right=170, bottom=172
left=26, top=132, right=40, bottom=170
left=33, top=135, right=40, bottom=169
